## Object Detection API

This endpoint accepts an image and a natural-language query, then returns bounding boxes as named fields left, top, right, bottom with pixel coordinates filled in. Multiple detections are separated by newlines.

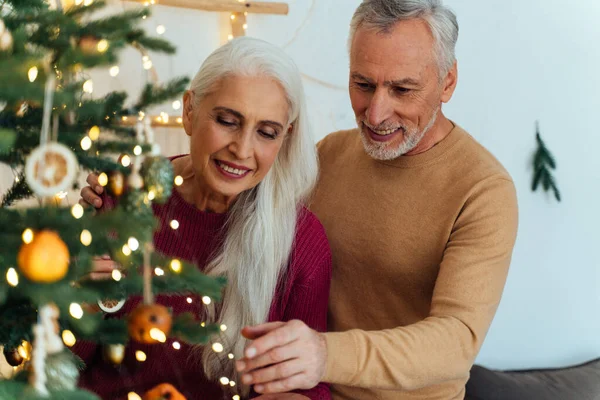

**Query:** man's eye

left=394, top=87, right=410, bottom=94
left=355, top=82, right=372, bottom=91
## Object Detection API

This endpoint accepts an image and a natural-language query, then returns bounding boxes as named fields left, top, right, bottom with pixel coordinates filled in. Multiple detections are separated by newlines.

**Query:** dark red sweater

left=74, top=166, right=332, bottom=399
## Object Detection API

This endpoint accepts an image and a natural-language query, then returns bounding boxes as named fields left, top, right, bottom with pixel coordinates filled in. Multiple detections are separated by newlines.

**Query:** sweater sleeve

left=285, top=214, right=333, bottom=400
left=322, top=177, right=518, bottom=391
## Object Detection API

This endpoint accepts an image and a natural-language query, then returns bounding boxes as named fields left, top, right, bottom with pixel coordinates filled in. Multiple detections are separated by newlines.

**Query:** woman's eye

left=217, top=117, right=236, bottom=126
left=259, top=130, right=277, bottom=140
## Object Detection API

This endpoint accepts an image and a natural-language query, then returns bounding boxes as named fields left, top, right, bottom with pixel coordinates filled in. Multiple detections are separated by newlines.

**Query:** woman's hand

left=79, top=173, right=104, bottom=209
left=87, top=255, right=120, bottom=281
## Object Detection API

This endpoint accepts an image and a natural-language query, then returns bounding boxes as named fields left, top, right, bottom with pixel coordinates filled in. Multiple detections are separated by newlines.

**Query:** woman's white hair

left=349, top=0, right=459, bottom=78
left=188, top=37, right=318, bottom=395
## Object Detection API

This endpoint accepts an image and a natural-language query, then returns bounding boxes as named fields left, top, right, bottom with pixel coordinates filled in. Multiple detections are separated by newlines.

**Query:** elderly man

left=237, top=1, right=519, bottom=399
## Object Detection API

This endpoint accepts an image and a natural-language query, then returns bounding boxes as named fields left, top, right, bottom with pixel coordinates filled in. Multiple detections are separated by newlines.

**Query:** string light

left=71, top=204, right=84, bottom=219
left=122, top=244, right=132, bottom=256
left=109, top=66, right=120, bottom=77
left=55, top=191, right=68, bottom=200
left=243, top=24, right=248, bottom=30
left=80, top=136, right=92, bottom=150
left=154, top=267, right=165, bottom=276
left=28, top=67, right=38, bottom=82
left=83, top=0, right=93, bottom=5
left=156, top=25, right=166, bottom=35
left=202, top=296, right=212, bottom=305
left=172, top=341, right=181, bottom=350
left=80, top=230, right=92, bottom=246
left=98, top=172, right=108, bottom=187
left=135, top=350, right=147, bottom=362
left=62, top=330, right=76, bottom=347
left=133, top=145, right=142, bottom=156
left=120, top=154, right=131, bottom=167
left=18, top=341, right=31, bottom=360
left=230, top=381, right=236, bottom=387
left=174, top=175, right=184, bottom=186
left=128, top=393, right=142, bottom=400
left=88, top=125, right=100, bottom=141
left=97, top=39, right=109, bottom=52
left=143, top=59, right=153, bottom=70
left=172, top=100, right=181, bottom=110
left=228, top=34, right=234, bottom=41
left=176, top=117, right=183, bottom=124
left=160, top=112, right=169, bottom=123
left=6, top=268, right=19, bottom=287
left=170, top=220, right=179, bottom=230
left=112, top=269, right=122, bottom=281
left=149, top=328, right=167, bottom=343
left=228, top=353, right=235, bottom=359
left=127, top=237, right=140, bottom=251
left=69, top=303, right=84, bottom=319
left=233, top=396, right=240, bottom=400
left=15, top=175, right=20, bottom=183
left=230, top=14, right=236, bottom=20
left=220, top=324, right=228, bottom=332
left=147, top=190, right=156, bottom=200
left=83, top=79, right=93, bottom=94
left=170, top=259, right=182, bottom=273
left=22, top=228, right=34, bottom=244
left=220, top=377, right=230, bottom=385
left=212, top=343, right=224, bottom=353
left=186, top=297, right=192, bottom=304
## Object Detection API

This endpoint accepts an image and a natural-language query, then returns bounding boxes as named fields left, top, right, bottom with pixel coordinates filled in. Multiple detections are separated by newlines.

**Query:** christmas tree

left=0, top=1, right=225, bottom=398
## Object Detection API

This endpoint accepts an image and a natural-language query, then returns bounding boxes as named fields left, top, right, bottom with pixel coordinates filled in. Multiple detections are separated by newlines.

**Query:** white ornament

left=97, top=298, right=126, bottom=313
left=25, top=143, right=79, bottom=197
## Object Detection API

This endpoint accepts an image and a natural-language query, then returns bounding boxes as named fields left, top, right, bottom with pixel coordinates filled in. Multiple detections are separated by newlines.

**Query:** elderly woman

left=76, top=37, right=331, bottom=400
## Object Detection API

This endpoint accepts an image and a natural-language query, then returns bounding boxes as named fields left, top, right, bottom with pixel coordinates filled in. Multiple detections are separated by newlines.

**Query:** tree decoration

left=0, top=19, right=13, bottom=52
left=141, top=156, right=174, bottom=204
left=25, top=142, right=79, bottom=197
left=3, top=347, right=24, bottom=367
left=17, top=230, right=70, bottom=283
left=532, top=121, right=561, bottom=202
left=143, top=383, right=187, bottom=400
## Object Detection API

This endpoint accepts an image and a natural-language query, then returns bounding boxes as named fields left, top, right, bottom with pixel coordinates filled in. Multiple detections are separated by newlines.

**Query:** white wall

left=2, top=0, right=599, bottom=371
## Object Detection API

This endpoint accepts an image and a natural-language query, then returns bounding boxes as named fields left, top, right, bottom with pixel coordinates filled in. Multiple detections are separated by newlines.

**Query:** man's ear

left=440, top=61, right=458, bottom=103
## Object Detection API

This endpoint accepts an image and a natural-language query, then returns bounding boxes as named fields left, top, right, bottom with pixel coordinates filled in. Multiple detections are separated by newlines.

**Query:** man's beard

left=358, top=107, right=439, bottom=161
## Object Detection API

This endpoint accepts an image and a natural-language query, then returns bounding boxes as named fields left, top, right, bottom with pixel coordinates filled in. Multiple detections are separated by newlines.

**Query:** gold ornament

left=78, top=35, right=99, bottom=54
left=102, top=344, right=125, bottom=365
left=25, top=143, right=79, bottom=197
left=143, top=383, right=187, bottom=400
left=107, top=170, right=125, bottom=197
left=3, top=347, right=24, bottom=367
left=128, top=304, right=172, bottom=344
left=18, top=230, right=70, bottom=283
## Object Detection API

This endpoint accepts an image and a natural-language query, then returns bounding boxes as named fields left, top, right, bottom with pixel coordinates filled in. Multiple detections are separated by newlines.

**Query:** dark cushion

left=465, top=358, right=600, bottom=400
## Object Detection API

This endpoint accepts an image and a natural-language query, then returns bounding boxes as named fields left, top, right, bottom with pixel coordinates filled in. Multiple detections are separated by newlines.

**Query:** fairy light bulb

left=83, top=79, right=93, bottom=94
left=109, top=66, right=120, bottom=77
left=147, top=190, right=155, bottom=200
left=80, top=136, right=92, bottom=150
left=122, top=244, right=132, bottom=256
left=170, top=220, right=179, bottom=230
left=80, top=230, right=92, bottom=246
left=243, top=23, right=248, bottom=30
left=22, top=228, right=34, bottom=244
left=186, top=297, right=192, bottom=304
left=212, top=343, right=224, bottom=353
left=98, top=172, right=108, bottom=187
left=6, top=268, right=18, bottom=287
left=97, top=39, right=109, bottom=52
left=120, top=154, right=131, bottom=167
left=71, top=204, right=84, bottom=219
left=112, top=269, right=122, bottom=281
left=156, top=25, right=166, bottom=35
left=220, top=377, right=230, bottom=385
left=172, top=341, right=181, bottom=350
left=202, top=296, right=212, bottom=305
left=227, top=34, right=233, bottom=41
left=143, top=59, right=153, bottom=70
left=230, top=14, right=236, bottom=20
left=69, top=303, right=84, bottom=319
left=154, top=267, right=165, bottom=276
left=62, top=330, right=76, bottom=347
left=149, top=328, right=167, bottom=343
left=174, top=175, right=183, bottom=186
left=228, top=353, right=235, bottom=359
left=135, top=351, right=146, bottom=362
left=28, top=67, right=38, bottom=82
left=83, top=0, right=93, bottom=5
left=230, top=381, right=236, bottom=387
left=233, top=396, right=241, bottom=400
left=172, top=100, right=181, bottom=110
left=127, top=237, right=139, bottom=251
left=170, top=259, right=182, bottom=273
left=133, top=145, right=142, bottom=156
left=220, top=324, right=227, bottom=332
left=88, top=125, right=100, bottom=141
left=128, top=393, right=142, bottom=400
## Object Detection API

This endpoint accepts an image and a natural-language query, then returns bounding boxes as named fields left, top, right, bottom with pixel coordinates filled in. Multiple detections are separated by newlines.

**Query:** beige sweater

left=309, top=124, right=518, bottom=400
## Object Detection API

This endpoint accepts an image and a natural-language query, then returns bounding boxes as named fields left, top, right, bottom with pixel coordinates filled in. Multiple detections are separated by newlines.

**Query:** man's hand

left=236, top=320, right=327, bottom=394
left=254, top=394, right=310, bottom=400
left=79, top=173, right=103, bottom=209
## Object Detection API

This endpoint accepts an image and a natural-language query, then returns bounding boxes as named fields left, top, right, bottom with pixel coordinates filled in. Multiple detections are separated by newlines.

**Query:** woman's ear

left=182, top=91, right=194, bottom=137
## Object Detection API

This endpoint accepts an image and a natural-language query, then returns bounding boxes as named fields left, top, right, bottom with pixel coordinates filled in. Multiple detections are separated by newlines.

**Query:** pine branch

left=134, top=77, right=190, bottom=111
left=531, top=122, right=561, bottom=202
left=1, top=173, right=31, bottom=208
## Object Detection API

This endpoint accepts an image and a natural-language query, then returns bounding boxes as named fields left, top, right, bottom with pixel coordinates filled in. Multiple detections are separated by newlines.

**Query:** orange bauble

left=142, top=383, right=186, bottom=400
left=18, top=230, right=70, bottom=283
left=128, top=304, right=172, bottom=344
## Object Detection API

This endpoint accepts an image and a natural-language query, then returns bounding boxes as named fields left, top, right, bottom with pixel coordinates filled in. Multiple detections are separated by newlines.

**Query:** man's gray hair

left=349, top=0, right=459, bottom=77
